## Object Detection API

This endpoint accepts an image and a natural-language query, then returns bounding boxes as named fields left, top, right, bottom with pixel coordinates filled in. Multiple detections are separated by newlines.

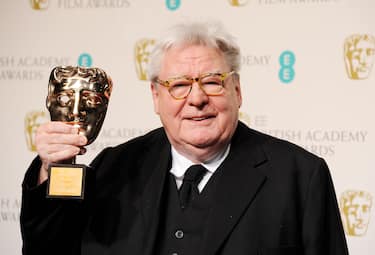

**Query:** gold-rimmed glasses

left=155, top=71, right=237, bottom=100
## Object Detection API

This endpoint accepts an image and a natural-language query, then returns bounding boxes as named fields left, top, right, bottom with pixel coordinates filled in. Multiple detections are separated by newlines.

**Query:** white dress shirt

left=170, top=144, right=231, bottom=192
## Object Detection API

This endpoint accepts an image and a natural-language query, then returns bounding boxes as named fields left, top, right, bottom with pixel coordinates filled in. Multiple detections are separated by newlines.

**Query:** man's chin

left=183, top=134, right=216, bottom=147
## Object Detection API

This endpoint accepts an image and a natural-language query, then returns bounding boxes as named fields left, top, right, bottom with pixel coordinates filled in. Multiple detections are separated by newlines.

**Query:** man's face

left=344, top=195, right=372, bottom=236
left=151, top=45, right=242, bottom=162
left=47, top=70, right=111, bottom=145
left=346, top=39, right=375, bottom=79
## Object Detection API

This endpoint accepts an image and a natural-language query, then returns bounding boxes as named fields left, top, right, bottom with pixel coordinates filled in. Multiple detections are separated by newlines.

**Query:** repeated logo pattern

left=30, top=0, right=49, bottom=10
left=340, top=190, right=372, bottom=236
left=166, top=0, right=181, bottom=11
left=344, top=34, right=375, bottom=80
left=78, top=53, right=93, bottom=67
left=24, top=111, right=49, bottom=152
left=228, top=0, right=250, bottom=6
left=24, top=0, right=375, bottom=241
left=278, top=50, right=296, bottom=83
left=134, top=39, right=156, bottom=81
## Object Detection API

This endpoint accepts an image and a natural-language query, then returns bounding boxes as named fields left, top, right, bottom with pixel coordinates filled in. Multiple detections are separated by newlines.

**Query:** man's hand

left=35, top=121, right=88, bottom=184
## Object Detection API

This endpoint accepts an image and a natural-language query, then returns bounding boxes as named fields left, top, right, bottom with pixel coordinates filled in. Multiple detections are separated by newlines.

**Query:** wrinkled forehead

left=160, top=45, right=228, bottom=76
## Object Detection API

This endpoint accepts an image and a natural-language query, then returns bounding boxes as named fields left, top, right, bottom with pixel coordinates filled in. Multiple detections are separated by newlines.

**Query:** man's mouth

left=192, top=117, right=207, bottom=121
left=188, top=115, right=214, bottom=121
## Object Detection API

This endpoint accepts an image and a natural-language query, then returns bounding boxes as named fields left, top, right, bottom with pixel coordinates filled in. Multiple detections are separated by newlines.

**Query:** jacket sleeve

left=20, top=156, right=89, bottom=255
left=302, top=158, right=349, bottom=255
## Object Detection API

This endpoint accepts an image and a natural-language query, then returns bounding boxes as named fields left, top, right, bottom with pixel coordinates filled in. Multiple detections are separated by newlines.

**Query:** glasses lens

left=200, top=74, right=224, bottom=95
left=169, top=78, right=192, bottom=99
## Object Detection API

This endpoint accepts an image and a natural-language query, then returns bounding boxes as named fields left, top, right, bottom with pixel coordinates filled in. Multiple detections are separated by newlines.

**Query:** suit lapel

left=140, top=139, right=171, bottom=255
left=203, top=123, right=269, bottom=255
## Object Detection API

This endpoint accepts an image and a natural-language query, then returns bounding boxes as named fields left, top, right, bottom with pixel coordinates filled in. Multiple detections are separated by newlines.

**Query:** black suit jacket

left=21, top=122, right=348, bottom=255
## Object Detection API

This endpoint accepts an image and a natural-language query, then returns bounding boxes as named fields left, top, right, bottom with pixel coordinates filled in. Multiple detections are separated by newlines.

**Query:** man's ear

left=234, top=78, right=242, bottom=108
left=151, top=83, right=160, bottom=114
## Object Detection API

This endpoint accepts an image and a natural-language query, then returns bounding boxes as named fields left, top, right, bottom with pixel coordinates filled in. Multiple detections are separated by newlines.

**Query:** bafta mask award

left=46, top=66, right=112, bottom=199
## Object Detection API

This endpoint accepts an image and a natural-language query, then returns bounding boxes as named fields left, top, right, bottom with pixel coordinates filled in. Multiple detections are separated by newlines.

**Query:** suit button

left=175, top=229, right=184, bottom=239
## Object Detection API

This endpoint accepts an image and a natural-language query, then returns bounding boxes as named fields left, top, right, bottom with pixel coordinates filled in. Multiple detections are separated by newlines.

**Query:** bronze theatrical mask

left=47, top=66, right=112, bottom=145
left=46, top=66, right=112, bottom=199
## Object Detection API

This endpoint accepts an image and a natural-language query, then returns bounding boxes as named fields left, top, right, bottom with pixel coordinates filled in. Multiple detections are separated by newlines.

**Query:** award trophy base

left=46, top=162, right=87, bottom=200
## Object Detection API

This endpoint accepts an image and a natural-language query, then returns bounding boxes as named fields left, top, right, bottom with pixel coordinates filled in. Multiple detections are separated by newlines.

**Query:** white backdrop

left=0, top=0, right=374, bottom=254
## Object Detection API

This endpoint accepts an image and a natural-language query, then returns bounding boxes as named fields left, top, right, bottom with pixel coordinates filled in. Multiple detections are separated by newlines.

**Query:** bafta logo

left=30, top=0, right=49, bottom=10
left=228, top=0, right=250, bottom=6
left=166, top=0, right=181, bottom=10
left=344, top=34, right=375, bottom=80
left=340, top=190, right=372, bottom=236
left=134, top=39, right=156, bottom=81
left=46, top=66, right=113, bottom=199
left=24, top=111, right=49, bottom=152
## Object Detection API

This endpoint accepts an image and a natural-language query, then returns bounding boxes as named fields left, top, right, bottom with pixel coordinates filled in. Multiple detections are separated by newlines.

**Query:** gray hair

left=147, top=21, right=241, bottom=81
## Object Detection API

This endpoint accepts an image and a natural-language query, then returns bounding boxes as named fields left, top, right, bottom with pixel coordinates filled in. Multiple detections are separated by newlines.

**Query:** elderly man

left=21, top=21, right=348, bottom=255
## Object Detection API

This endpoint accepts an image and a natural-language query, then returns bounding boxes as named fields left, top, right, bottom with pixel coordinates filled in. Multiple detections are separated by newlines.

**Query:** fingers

left=40, top=144, right=81, bottom=161
left=39, top=145, right=81, bottom=183
left=37, top=132, right=87, bottom=146
left=39, top=121, right=80, bottom=135
left=35, top=121, right=88, bottom=173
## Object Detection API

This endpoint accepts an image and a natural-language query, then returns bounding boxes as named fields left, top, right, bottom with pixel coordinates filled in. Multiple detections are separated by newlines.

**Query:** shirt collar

left=170, top=144, right=231, bottom=179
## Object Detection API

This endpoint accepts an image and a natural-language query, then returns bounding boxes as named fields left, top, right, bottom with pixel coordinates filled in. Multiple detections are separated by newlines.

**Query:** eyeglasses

left=156, top=71, right=236, bottom=100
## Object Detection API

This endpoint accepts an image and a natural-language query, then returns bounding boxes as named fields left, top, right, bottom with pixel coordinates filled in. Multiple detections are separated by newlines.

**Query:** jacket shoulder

left=93, top=127, right=168, bottom=161
left=89, top=127, right=169, bottom=195
left=237, top=122, right=324, bottom=165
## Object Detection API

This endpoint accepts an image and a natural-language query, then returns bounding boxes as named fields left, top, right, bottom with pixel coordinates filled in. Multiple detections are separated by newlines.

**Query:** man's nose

left=186, top=82, right=208, bottom=106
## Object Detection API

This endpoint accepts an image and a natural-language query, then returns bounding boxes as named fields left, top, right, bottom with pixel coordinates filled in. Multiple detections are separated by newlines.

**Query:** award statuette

left=46, top=66, right=113, bottom=199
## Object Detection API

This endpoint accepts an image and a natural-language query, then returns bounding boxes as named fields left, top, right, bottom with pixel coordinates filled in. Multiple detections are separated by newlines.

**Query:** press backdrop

left=0, top=0, right=374, bottom=254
